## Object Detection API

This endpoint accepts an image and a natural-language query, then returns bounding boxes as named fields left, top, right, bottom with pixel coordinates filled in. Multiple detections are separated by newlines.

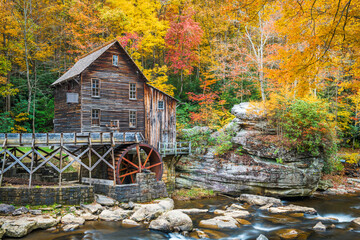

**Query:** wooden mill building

left=51, top=40, right=177, bottom=148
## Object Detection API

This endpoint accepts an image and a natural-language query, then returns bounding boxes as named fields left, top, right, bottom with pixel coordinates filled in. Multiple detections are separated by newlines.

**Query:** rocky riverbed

left=2, top=193, right=360, bottom=239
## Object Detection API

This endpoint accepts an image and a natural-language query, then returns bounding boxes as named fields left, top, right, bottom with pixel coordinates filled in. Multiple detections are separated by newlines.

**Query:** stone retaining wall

left=92, top=172, right=168, bottom=202
left=0, top=185, right=94, bottom=206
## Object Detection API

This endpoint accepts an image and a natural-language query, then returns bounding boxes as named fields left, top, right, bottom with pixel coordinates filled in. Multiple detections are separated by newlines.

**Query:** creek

left=15, top=194, right=360, bottom=240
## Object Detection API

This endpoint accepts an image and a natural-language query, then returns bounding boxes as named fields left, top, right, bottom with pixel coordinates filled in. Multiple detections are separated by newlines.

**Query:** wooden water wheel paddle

left=109, top=143, right=163, bottom=184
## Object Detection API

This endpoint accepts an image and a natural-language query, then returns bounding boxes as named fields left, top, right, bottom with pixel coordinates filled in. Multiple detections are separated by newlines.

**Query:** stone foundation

left=90, top=172, right=168, bottom=202
left=0, top=185, right=94, bottom=206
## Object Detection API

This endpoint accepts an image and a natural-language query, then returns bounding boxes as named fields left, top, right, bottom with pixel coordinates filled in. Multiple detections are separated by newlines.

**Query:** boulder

left=131, top=199, right=174, bottom=222
left=29, top=209, right=42, bottom=215
left=231, top=102, right=263, bottom=121
left=238, top=194, right=282, bottom=206
left=214, top=209, right=250, bottom=218
left=268, top=204, right=317, bottom=215
left=63, top=224, right=79, bottom=232
left=236, top=219, right=251, bottom=225
left=317, top=179, right=333, bottom=191
left=149, top=210, right=193, bottom=232
left=226, top=203, right=245, bottom=211
left=80, top=212, right=98, bottom=221
left=313, top=222, right=326, bottom=231
left=61, top=213, right=85, bottom=225
left=0, top=204, right=15, bottom=215
left=29, top=216, right=60, bottom=229
left=257, top=234, right=269, bottom=240
left=12, top=207, right=29, bottom=216
left=0, top=228, right=5, bottom=239
left=177, top=209, right=208, bottom=214
left=2, top=219, right=37, bottom=238
left=81, top=203, right=103, bottom=214
left=275, top=229, right=305, bottom=239
left=199, top=216, right=239, bottom=230
left=314, top=216, right=338, bottom=222
left=99, top=209, right=131, bottom=221
left=120, top=201, right=135, bottom=210
left=122, top=219, right=141, bottom=228
left=351, top=217, right=360, bottom=226
left=95, top=194, right=116, bottom=207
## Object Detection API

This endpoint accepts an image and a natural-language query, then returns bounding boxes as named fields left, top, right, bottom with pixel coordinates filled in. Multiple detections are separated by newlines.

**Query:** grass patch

left=172, top=187, right=215, bottom=201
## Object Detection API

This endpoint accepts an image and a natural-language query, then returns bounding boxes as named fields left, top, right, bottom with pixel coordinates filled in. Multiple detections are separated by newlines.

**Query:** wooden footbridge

left=0, top=132, right=190, bottom=188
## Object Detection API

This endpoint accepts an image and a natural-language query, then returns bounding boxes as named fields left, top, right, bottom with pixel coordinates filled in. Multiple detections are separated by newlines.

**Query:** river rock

left=177, top=208, right=208, bottom=214
left=122, top=219, right=141, bottom=227
left=196, top=229, right=209, bottom=238
left=275, top=229, right=305, bottom=239
left=63, top=224, right=79, bottom=232
left=226, top=203, right=246, bottom=211
left=12, top=207, right=29, bottom=216
left=214, top=209, right=250, bottom=218
left=95, top=194, right=116, bottom=207
left=313, top=221, right=326, bottom=231
left=149, top=210, right=193, bottom=232
left=236, top=219, right=251, bottom=225
left=314, top=216, right=338, bottom=222
left=199, top=216, right=239, bottom=229
left=317, top=179, right=333, bottom=191
left=99, top=209, right=131, bottom=221
left=351, top=217, right=360, bottom=226
left=131, top=198, right=174, bottom=222
left=0, top=228, right=5, bottom=239
left=238, top=194, right=282, bottom=206
left=2, top=219, right=37, bottom=238
left=120, top=201, right=135, bottom=210
left=268, top=204, right=317, bottom=214
left=29, top=209, right=42, bottom=215
left=176, top=102, right=324, bottom=198
left=61, top=213, right=85, bottom=225
left=257, top=234, right=269, bottom=240
left=81, top=203, right=103, bottom=214
left=80, top=212, right=98, bottom=221
left=29, top=215, right=60, bottom=229
left=0, top=204, right=15, bottom=215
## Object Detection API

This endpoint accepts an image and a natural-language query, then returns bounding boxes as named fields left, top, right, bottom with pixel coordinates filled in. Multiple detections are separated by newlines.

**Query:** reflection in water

left=15, top=194, right=360, bottom=240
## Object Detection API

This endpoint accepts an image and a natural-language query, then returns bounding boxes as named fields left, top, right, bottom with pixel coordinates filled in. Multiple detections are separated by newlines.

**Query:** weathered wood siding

left=54, top=81, right=81, bottom=133
left=144, top=84, right=176, bottom=148
left=80, top=43, right=145, bottom=134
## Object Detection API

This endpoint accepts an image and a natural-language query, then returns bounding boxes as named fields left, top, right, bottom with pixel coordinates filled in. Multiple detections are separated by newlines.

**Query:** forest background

left=0, top=0, right=359, bottom=156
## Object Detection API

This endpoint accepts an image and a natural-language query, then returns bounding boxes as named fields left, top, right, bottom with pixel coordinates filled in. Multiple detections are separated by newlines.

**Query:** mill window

left=92, top=109, right=100, bottom=126
left=112, top=55, right=119, bottom=66
left=91, top=79, right=100, bottom=97
left=129, top=111, right=137, bottom=128
left=158, top=100, right=164, bottom=110
left=129, top=83, right=136, bottom=100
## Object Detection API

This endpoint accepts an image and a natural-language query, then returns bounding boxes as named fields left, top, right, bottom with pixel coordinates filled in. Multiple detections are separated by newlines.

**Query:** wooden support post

left=0, top=134, right=8, bottom=187
left=88, top=137, right=92, bottom=186
left=111, top=133, right=116, bottom=186
left=59, top=133, right=63, bottom=187
left=29, top=137, right=35, bottom=188
left=136, top=144, right=141, bottom=173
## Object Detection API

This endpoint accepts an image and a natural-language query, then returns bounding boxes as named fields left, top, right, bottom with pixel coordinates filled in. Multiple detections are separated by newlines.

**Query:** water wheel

left=108, top=143, right=163, bottom=184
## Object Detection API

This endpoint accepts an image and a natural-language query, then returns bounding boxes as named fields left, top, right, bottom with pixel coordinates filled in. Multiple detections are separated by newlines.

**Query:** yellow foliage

left=343, top=153, right=360, bottom=165
left=143, top=65, right=175, bottom=96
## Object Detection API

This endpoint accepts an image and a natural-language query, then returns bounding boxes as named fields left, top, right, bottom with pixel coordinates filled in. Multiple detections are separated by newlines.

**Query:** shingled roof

left=51, top=40, right=178, bottom=101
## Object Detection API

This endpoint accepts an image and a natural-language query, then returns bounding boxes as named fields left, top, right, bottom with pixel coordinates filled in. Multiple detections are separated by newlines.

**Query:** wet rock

left=122, top=219, right=141, bottom=228
left=214, top=209, right=250, bottom=218
left=238, top=194, right=282, bottom=206
left=131, top=198, right=174, bottom=222
left=265, top=215, right=301, bottom=224
left=61, top=213, right=85, bottom=225
left=324, top=188, right=348, bottom=195
left=313, top=221, right=326, bottom=231
left=275, top=229, right=303, bottom=239
left=30, top=216, right=60, bottom=229
left=80, top=212, right=98, bottom=221
left=268, top=204, right=317, bottom=214
left=226, top=203, right=246, bottom=211
left=351, top=217, right=360, bottom=226
left=149, top=210, right=193, bottom=232
left=259, top=203, right=273, bottom=210
left=257, top=234, right=269, bottom=240
left=236, top=219, right=251, bottom=225
left=0, top=228, right=5, bottom=239
left=0, top=204, right=15, bottom=215
left=120, top=201, right=135, bottom=210
left=95, top=194, right=116, bottom=207
left=63, top=224, right=79, bottom=232
left=29, top=209, right=42, bottom=215
left=12, top=207, right=29, bottom=216
left=314, top=216, right=338, bottom=222
left=2, top=219, right=37, bottom=238
left=81, top=203, right=103, bottom=214
left=177, top=208, right=208, bottom=214
left=199, top=216, right=239, bottom=229
left=99, top=209, right=131, bottom=221
left=196, top=229, right=209, bottom=238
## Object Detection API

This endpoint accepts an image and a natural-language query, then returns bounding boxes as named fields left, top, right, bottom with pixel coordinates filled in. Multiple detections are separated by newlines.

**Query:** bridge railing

left=158, top=141, right=191, bottom=157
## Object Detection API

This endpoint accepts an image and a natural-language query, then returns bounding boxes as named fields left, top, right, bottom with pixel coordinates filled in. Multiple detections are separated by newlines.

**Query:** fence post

left=59, top=133, right=63, bottom=187
left=0, top=134, right=8, bottom=187
left=29, top=135, right=35, bottom=188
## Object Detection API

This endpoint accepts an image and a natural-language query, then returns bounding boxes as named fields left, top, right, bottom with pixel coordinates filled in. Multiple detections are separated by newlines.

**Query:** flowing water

left=16, top=194, right=360, bottom=240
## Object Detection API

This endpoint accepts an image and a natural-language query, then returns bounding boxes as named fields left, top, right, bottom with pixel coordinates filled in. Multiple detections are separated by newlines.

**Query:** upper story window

left=92, top=109, right=100, bottom=126
left=91, top=78, right=100, bottom=97
left=158, top=100, right=164, bottom=110
left=112, top=55, right=119, bottom=66
left=129, top=111, right=137, bottom=128
left=129, top=83, right=136, bottom=100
